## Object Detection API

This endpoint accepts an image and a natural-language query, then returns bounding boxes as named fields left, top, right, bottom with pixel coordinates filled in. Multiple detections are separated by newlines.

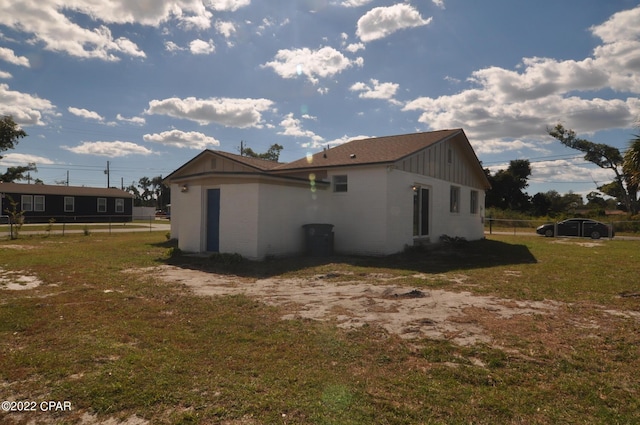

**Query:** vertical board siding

left=397, top=141, right=484, bottom=189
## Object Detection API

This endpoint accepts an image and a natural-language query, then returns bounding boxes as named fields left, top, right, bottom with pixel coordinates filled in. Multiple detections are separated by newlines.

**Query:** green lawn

left=1, top=233, right=639, bottom=424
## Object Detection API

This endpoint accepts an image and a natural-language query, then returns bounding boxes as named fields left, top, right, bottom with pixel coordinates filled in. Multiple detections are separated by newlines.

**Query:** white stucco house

left=164, top=129, right=491, bottom=260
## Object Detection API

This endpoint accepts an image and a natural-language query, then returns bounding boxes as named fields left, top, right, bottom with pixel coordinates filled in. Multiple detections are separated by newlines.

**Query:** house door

left=206, top=189, right=220, bottom=252
left=413, top=188, right=429, bottom=236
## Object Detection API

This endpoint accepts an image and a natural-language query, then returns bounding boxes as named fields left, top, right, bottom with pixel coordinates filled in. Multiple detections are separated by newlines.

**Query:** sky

left=1, top=0, right=639, bottom=199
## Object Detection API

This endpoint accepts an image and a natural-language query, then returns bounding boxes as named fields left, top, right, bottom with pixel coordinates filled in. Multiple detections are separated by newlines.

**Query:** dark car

left=536, top=218, right=614, bottom=239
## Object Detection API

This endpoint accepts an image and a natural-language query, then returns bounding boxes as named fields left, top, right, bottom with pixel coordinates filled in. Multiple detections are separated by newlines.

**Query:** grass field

left=1, top=232, right=639, bottom=424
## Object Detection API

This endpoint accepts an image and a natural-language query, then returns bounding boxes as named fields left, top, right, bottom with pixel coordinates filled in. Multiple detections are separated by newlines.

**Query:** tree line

left=486, top=124, right=640, bottom=216
left=4, top=114, right=640, bottom=216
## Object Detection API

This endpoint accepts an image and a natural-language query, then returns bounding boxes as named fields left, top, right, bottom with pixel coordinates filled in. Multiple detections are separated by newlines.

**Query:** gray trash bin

left=302, top=223, right=334, bottom=256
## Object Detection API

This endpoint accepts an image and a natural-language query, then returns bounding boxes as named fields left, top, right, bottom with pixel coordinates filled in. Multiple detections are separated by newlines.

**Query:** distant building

left=0, top=182, right=133, bottom=223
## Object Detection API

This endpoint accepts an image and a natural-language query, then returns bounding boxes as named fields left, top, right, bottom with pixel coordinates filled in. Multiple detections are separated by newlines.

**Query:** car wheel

left=544, top=229, right=553, bottom=237
left=590, top=231, right=601, bottom=239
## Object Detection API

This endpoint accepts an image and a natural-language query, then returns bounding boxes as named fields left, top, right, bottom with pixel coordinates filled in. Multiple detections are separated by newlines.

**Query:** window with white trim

left=21, top=195, right=33, bottom=211
left=64, top=197, right=75, bottom=212
left=97, top=198, right=107, bottom=213
left=115, top=198, right=124, bottom=213
left=34, top=195, right=45, bottom=212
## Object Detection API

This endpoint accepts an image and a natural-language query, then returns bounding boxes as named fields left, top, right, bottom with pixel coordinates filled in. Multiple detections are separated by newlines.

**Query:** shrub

left=209, top=252, right=244, bottom=265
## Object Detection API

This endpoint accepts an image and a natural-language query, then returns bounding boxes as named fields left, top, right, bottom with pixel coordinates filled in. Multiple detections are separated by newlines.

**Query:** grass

left=0, top=232, right=639, bottom=424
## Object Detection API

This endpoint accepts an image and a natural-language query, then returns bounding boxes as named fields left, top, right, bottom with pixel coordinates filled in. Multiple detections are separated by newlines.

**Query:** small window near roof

left=333, top=175, right=348, bottom=192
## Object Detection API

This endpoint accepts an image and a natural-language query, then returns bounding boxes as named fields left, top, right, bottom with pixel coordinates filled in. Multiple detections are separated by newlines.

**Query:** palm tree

left=623, top=134, right=640, bottom=214
left=624, top=135, right=640, bottom=184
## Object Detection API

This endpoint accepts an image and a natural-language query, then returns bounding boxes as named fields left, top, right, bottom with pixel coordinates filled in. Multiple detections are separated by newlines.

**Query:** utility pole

left=104, top=161, right=110, bottom=188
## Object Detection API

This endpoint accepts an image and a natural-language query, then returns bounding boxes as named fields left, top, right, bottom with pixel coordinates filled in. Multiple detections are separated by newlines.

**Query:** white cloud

left=0, top=83, right=56, bottom=125
left=356, top=4, right=432, bottom=43
left=0, top=71, right=12, bottom=79
left=471, top=138, right=552, bottom=156
left=0, top=153, right=55, bottom=166
left=528, top=158, right=615, bottom=186
left=143, top=129, right=220, bottom=149
left=63, top=141, right=153, bottom=157
left=278, top=113, right=324, bottom=145
left=344, top=43, right=365, bottom=53
left=215, top=21, right=237, bottom=38
left=322, top=134, right=371, bottom=149
left=402, top=5, right=640, bottom=143
left=207, top=0, right=251, bottom=12
left=341, top=0, right=374, bottom=7
left=189, top=38, right=215, bottom=55
left=0, top=47, right=30, bottom=67
left=432, top=0, right=445, bottom=9
left=164, top=41, right=184, bottom=52
left=146, top=96, right=274, bottom=128
left=0, top=0, right=224, bottom=61
left=350, top=79, right=401, bottom=104
left=68, top=107, right=104, bottom=121
left=116, top=114, right=146, bottom=125
left=262, top=46, right=363, bottom=84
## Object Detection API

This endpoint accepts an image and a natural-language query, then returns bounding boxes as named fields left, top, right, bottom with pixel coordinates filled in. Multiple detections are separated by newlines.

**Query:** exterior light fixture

left=181, top=184, right=189, bottom=193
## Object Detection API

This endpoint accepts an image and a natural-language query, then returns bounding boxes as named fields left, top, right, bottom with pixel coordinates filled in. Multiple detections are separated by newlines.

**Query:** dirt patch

left=142, top=265, right=559, bottom=346
left=551, top=239, right=604, bottom=248
left=0, top=267, right=42, bottom=291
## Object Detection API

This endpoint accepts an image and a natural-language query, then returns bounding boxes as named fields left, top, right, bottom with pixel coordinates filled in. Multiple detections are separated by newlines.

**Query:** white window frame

left=333, top=175, right=348, bottom=193
left=64, top=197, right=75, bottom=212
left=21, top=195, right=33, bottom=212
left=115, top=198, right=124, bottom=213
left=34, top=195, right=45, bottom=212
left=97, top=198, right=107, bottom=213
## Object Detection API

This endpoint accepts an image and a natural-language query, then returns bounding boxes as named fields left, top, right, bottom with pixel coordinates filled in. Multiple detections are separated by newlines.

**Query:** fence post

left=489, top=215, right=493, bottom=234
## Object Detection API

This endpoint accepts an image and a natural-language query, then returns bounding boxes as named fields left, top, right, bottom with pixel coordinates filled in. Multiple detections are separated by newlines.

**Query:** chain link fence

left=485, top=217, right=640, bottom=236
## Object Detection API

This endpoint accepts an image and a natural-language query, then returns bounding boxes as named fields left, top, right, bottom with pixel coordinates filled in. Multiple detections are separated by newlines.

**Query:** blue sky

left=1, top=0, right=639, bottom=198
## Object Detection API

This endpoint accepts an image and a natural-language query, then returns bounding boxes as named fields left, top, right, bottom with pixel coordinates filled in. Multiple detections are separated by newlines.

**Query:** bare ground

left=141, top=265, right=561, bottom=347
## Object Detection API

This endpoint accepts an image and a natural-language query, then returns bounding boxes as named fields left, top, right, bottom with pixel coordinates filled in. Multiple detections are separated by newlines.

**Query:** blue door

left=206, top=189, right=220, bottom=252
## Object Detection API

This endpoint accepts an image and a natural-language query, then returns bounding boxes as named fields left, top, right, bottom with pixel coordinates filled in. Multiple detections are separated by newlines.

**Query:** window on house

left=64, top=197, right=75, bottom=212
left=333, top=175, right=348, bottom=192
left=21, top=195, right=33, bottom=212
left=470, top=191, right=478, bottom=214
left=115, top=198, right=124, bottom=213
left=97, top=198, right=107, bottom=213
left=450, top=186, right=460, bottom=213
left=34, top=195, right=45, bottom=212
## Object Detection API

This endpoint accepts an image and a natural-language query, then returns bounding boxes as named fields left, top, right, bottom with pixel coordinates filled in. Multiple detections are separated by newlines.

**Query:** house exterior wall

left=170, top=183, right=204, bottom=252
left=387, top=169, right=486, bottom=245
left=326, top=166, right=391, bottom=256
left=255, top=183, right=330, bottom=259
left=219, top=183, right=260, bottom=258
